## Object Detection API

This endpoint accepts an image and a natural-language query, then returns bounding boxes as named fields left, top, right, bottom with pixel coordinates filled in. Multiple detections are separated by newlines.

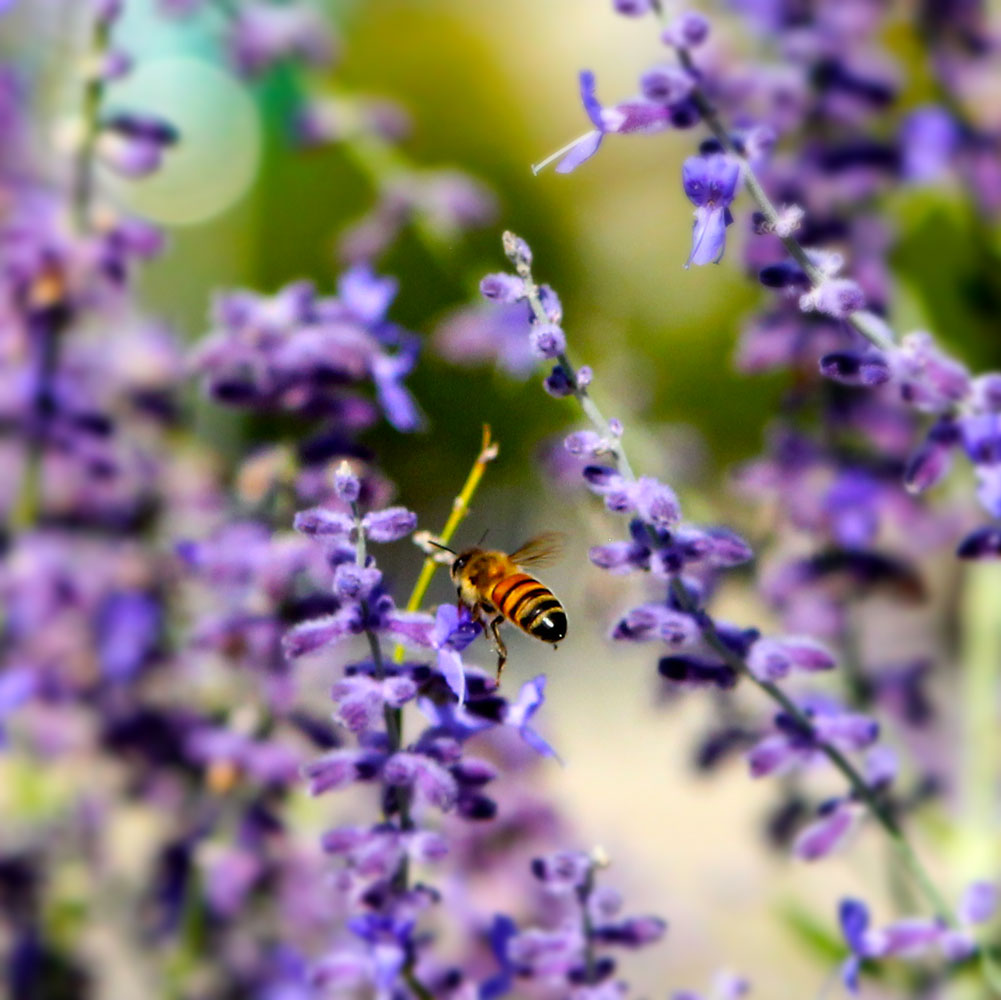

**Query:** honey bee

left=433, top=532, right=567, bottom=678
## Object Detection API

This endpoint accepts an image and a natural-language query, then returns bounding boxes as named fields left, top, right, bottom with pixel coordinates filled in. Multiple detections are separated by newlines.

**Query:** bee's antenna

left=477, top=528, right=490, bottom=546
left=428, top=540, right=457, bottom=555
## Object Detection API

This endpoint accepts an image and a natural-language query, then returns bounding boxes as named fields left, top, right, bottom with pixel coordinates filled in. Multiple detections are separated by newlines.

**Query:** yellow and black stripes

left=490, top=573, right=568, bottom=643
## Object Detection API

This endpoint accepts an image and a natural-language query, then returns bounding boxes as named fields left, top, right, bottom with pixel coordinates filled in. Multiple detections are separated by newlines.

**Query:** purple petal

left=338, top=265, right=397, bottom=324
left=839, top=898, right=871, bottom=954
left=555, top=131, right=604, bottom=173
left=812, top=711, right=879, bottom=750
left=293, top=507, right=354, bottom=538
left=578, top=70, right=604, bottom=129
left=382, top=609, right=436, bottom=646
left=283, top=609, right=358, bottom=658
left=437, top=648, right=467, bottom=706
left=793, top=802, right=858, bottom=860
left=505, top=675, right=547, bottom=728
left=863, top=918, right=943, bottom=957
left=361, top=506, right=417, bottom=543
left=959, top=881, right=998, bottom=925
left=687, top=206, right=729, bottom=267
left=747, top=733, right=802, bottom=778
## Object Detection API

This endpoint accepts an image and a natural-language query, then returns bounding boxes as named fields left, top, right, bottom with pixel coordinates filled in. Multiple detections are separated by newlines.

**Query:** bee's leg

left=489, top=615, right=507, bottom=679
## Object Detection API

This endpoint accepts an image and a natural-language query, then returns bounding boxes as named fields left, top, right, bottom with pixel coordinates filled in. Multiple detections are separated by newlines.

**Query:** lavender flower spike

left=682, top=153, right=740, bottom=267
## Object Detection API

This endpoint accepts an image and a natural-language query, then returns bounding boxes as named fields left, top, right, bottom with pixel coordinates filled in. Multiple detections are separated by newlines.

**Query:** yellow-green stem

left=393, top=424, right=499, bottom=662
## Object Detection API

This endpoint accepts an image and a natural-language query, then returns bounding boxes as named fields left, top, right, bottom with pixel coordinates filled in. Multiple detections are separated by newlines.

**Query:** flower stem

left=399, top=424, right=499, bottom=623
left=73, top=14, right=111, bottom=234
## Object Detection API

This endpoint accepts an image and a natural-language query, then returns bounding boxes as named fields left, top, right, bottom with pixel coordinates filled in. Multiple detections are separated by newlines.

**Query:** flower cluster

left=281, top=467, right=582, bottom=992
left=468, top=222, right=1001, bottom=992
left=487, top=850, right=667, bottom=999
left=838, top=884, right=999, bottom=993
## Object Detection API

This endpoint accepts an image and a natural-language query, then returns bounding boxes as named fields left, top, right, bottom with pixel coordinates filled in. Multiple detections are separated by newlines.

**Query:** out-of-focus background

left=3, top=0, right=1001, bottom=996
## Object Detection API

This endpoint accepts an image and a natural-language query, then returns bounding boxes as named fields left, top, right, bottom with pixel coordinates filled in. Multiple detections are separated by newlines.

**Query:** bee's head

left=449, top=549, right=477, bottom=581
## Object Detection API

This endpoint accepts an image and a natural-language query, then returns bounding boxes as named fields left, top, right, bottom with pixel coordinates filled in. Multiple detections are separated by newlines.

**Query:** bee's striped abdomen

left=490, top=573, right=568, bottom=644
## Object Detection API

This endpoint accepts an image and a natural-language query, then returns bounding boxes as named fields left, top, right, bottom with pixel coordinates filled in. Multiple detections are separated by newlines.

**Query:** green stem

left=73, top=17, right=111, bottom=234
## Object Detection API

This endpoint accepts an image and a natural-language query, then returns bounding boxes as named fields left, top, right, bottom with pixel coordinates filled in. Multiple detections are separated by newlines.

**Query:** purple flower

left=792, top=800, right=860, bottom=860
left=611, top=603, right=697, bottom=646
left=746, top=636, right=836, bottom=682
left=229, top=2, right=335, bottom=76
left=529, top=323, right=567, bottom=360
left=336, top=265, right=398, bottom=326
left=889, top=331, right=972, bottom=413
left=612, top=0, right=652, bottom=15
left=640, top=66, right=695, bottom=106
left=543, top=71, right=674, bottom=174
left=333, top=461, right=361, bottom=503
left=959, top=882, right=998, bottom=926
left=96, top=590, right=161, bottom=681
left=801, top=279, right=865, bottom=319
left=661, top=11, right=711, bottom=48
left=748, top=705, right=878, bottom=778
left=819, top=351, right=890, bottom=387
left=505, top=675, right=560, bottom=760
left=97, top=111, right=179, bottom=178
left=361, top=506, right=417, bottom=543
left=682, top=154, right=741, bottom=267
left=480, top=273, right=526, bottom=303
left=901, top=107, right=959, bottom=183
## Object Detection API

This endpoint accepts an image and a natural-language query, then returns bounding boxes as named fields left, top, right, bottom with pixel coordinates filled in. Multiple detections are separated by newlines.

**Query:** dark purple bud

left=594, top=916, right=666, bottom=947
left=530, top=851, right=590, bottom=890
left=457, top=792, right=498, bottom=821
left=658, top=655, right=737, bottom=689
left=102, top=110, right=179, bottom=146
left=957, top=525, right=1001, bottom=560
left=759, top=261, right=809, bottom=289
left=820, top=351, right=890, bottom=386
left=669, top=98, right=701, bottom=128
left=544, top=364, right=575, bottom=398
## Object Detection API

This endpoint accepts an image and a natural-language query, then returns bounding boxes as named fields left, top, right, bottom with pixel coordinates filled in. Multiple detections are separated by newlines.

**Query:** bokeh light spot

left=100, top=57, right=261, bottom=226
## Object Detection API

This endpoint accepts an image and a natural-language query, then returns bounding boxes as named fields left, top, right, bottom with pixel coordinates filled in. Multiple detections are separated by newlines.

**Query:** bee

left=433, top=532, right=567, bottom=678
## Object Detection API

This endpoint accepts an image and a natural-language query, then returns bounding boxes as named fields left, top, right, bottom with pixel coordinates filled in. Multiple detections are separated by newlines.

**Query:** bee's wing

left=509, top=531, right=566, bottom=569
